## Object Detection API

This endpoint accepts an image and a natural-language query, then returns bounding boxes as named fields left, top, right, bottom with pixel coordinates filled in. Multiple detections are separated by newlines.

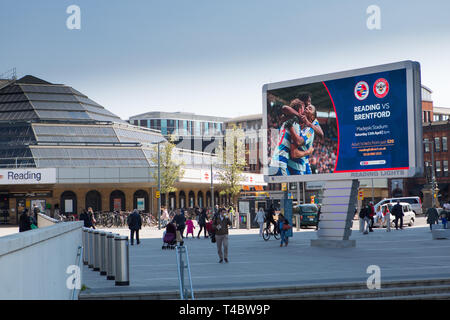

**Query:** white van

left=374, top=197, right=422, bottom=215
left=373, top=203, right=416, bottom=228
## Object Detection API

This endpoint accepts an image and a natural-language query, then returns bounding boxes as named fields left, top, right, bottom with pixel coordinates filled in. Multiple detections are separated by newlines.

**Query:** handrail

left=175, top=245, right=194, bottom=300
left=71, top=245, right=83, bottom=300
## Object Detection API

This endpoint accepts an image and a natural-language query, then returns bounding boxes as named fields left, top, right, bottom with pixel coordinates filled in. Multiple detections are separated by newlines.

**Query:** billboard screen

left=263, top=61, right=423, bottom=182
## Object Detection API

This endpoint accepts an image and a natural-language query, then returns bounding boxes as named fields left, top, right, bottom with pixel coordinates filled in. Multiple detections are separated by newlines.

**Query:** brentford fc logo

left=354, top=81, right=369, bottom=100
left=373, top=78, right=389, bottom=98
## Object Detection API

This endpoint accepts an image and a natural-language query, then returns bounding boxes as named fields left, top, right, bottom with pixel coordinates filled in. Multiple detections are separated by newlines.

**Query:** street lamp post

left=150, top=139, right=165, bottom=230
left=423, top=139, right=437, bottom=207
left=157, top=141, right=161, bottom=230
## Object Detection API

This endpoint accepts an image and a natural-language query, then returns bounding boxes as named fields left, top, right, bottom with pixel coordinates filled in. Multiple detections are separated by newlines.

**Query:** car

left=293, top=204, right=319, bottom=228
left=372, top=202, right=416, bottom=228
left=374, top=196, right=422, bottom=215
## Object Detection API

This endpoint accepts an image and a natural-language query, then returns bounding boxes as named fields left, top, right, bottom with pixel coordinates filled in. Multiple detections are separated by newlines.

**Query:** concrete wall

left=37, top=212, right=60, bottom=228
left=0, top=221, right=83, bottom=300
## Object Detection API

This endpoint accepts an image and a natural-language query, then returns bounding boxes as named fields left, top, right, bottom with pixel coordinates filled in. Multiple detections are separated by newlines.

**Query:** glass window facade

left=435, top=137, right=441, bottom=152
left=436, top=160, right=441, bottom=177
left=444, top=160, right=449, bottom=177
left=0, top=82, right=122, bottom=123
left=30, top=147, right=149, bottom=167
left=424, top=139, right=430, bottom=153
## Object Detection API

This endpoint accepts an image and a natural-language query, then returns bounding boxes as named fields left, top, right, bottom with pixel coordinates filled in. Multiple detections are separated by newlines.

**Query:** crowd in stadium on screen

left=310, top=136, right=337, bottom=174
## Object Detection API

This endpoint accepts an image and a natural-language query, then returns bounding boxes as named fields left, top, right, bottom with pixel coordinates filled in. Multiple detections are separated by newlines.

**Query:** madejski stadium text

left=8, top=171, right=42, bottom=182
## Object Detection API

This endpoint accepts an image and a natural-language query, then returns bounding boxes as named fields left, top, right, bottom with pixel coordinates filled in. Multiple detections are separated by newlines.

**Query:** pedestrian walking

left=180, top=208, right=186, bottom=237
left=359, top=205, right=370, bottom=234
left=358, top=207, right=364, bottom=232
left=368, top=202, right=375, bottom=232
left=185, top=216, right=195, bottom=238
left=127, top=209, right=142, bottom=245
left=228, top=206, right=235, bottom=229
left=33, top=204, right=40, bottom=221
left=254, top=207, right=266, bottom=237
left=316, top=205, right=321, bottom=231
left=87, top=207, right=96, bottom=229
left=440, top=210, right=448, bottom=229
left=79, top=209, right=92, bottom=228
left=278, top=213, right=291, bottom=246
left=426, top=205, right=439, bottom=230
left=212, top=208, right=232, bottom=263
left=442, top=201, right=450, bottom=229
left=197, top=208, right=208, bottom=238
left=171, top=209, right=186, bottom=246
left=19, top=208, right=31, bottom=232
left=391, top=201, right=404, bottom=230
left=375, top=205, right=383, bottom=226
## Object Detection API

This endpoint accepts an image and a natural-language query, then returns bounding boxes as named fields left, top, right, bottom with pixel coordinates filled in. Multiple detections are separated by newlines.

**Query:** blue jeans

left=280, top=229, right=288, bottom=245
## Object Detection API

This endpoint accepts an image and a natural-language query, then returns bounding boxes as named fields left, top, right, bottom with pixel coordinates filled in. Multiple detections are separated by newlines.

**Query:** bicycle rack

left=176, top=245, right=195, bottom=300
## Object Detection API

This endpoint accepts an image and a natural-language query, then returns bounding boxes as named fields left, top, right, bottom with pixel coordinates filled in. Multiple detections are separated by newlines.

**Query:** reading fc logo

left=373, top=78, right=389, bottom=98
left=354, top=81, right=369, bottom=100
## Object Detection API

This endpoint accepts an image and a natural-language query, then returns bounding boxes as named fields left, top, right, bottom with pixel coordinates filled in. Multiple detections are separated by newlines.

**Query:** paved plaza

left=76, top=218, right=450, bottom=295
left=3, top=218, right=450, bottom=297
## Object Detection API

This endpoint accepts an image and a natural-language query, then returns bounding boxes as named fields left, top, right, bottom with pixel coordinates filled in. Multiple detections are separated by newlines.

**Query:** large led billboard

left=263, top=61, right=423, bottom=183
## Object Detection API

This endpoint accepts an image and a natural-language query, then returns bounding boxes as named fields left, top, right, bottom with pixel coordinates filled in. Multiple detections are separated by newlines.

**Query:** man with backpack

left=127, top=209, right=142, bottom=245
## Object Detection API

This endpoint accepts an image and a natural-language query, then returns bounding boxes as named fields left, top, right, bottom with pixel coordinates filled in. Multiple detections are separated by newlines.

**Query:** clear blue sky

left=1, top=0, right=449, bottom=119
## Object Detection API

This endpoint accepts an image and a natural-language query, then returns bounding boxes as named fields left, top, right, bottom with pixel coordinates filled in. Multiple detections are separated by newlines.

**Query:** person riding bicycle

left=265, top=205, right=277, bottom=233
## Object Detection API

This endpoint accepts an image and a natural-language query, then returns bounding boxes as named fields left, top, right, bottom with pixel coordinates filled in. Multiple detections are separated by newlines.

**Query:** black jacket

left=359, top=207, right=370, bottom=219
left=127, top=212, right=142, bottom=230
left=391, top=204, right=404, bottom=217
left=19, top=212, right=31, bottom=232
left=198, top=210, right=207, bottom=225
left=79, top=212, right=92, bottom=228
left=171, top=213, right=186, bottom=229
left=265, top=208, right=275, bottom=223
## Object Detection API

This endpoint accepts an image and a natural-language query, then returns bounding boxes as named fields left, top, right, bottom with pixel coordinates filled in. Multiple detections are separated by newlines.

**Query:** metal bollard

left=88, top=229, right=94, bottom=268
left=82, top=228, right=88, bottom=265
left=93, top=230, right=101, bottom=271
left=100, top=231, right=107, bottom=276
left=294, top=214, right=301, bottom=231
left=106, top=233, right=116, bottom=280
left=246, top=212, right=250, bottom=230
left=115, top=235, right=130, bottom=286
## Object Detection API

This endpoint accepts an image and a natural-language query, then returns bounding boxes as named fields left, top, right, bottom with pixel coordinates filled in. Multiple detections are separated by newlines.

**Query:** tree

left=215, top=124, right=247, bottom=207
left=149, top=135, right=185, bottom=207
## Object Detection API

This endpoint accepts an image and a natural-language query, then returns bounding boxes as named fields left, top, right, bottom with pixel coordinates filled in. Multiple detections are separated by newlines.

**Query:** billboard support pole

left=371, top=179, right=375, bottom=204
left=311, top=179, right=359, bottom=248
left=302, top=182, right=306, bottom=205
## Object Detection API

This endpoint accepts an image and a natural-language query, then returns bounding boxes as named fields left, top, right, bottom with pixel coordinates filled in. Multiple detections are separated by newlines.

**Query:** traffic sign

left=358, top=191, right=364, bottom=200
left=156, top=191, right=160, bottom=199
